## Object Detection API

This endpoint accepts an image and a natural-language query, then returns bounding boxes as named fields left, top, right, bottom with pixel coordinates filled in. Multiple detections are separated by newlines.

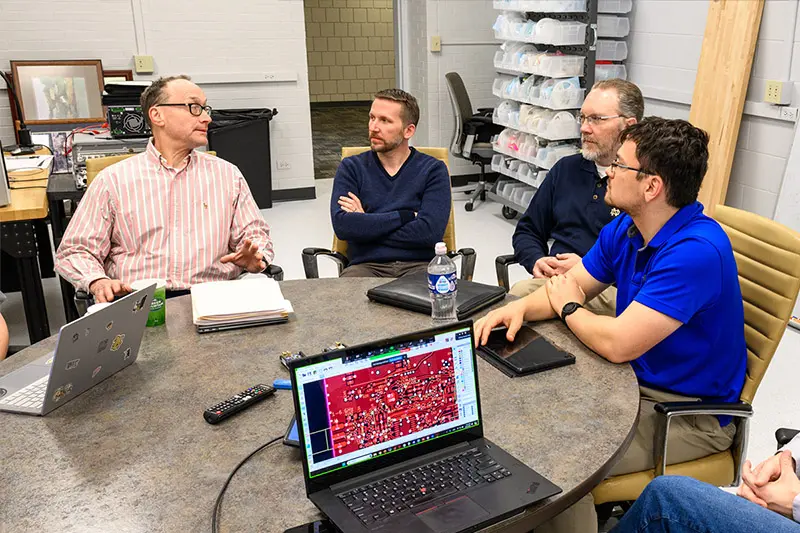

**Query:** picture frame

left=10, top=60, right=106, bottom=125
left=102, top=69, right=134, bottom=85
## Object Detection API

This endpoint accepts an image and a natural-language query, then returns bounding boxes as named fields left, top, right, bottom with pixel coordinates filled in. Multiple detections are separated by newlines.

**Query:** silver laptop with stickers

left=0, top=284, right=155, bottom=416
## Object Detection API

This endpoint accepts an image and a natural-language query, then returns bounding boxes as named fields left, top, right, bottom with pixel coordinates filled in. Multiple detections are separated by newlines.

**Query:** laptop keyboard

left=337, top=447, right=511, bottom=526
left=0, top=376, right=49, bottom=410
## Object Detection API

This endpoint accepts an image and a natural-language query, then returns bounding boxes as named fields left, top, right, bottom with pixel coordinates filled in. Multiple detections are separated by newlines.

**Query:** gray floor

left=2, top=178, right=799, bottom=471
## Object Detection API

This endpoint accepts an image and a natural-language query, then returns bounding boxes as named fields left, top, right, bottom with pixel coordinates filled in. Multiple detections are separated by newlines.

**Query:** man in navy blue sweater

left=331, top=89, right=451, bottom=277
left=510, top=79, right=644, bottom=317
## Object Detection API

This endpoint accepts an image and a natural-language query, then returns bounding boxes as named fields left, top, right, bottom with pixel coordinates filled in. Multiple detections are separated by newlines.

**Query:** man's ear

left=403, top=122, right=416, bottom=140
left=625, top=116, right=637, bottom=127
left=644, top=174, right=665, bottom=203
left=149, top=107, right=165, bottom=128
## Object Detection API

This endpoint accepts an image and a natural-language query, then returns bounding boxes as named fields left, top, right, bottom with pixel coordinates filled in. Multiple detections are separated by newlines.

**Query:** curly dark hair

left=619, top=117, right=710, bottom=208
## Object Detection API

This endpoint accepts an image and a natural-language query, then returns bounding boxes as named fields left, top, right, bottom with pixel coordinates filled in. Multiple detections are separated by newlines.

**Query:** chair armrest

left=265, top=264, right=284, bottom=281
left=476, top=108, right=494, bottom=116
left=465, top=116, right=494, bottom=126
left=74, top=289, right=94, bottom=317
left=653, top=401, right=754, bottom=481
left=448, top=248, right=476, bottom=281
left=776, top=428, right=800, bottom=449
left=495, top=254, right=519, bottom=292
left=302, top=247, right=349, bottom=278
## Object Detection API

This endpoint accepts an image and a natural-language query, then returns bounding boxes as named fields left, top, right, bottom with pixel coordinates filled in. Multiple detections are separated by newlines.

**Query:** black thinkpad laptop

left=288, top=321, right=561, bottom=533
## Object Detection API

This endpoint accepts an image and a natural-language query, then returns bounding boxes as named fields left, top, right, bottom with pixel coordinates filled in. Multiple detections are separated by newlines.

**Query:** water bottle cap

left=435, top=242, right=447, bottom=255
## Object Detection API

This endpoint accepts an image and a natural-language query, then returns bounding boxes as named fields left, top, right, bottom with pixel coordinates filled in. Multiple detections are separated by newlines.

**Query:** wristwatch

left=560, top=302, right=584, bottom=322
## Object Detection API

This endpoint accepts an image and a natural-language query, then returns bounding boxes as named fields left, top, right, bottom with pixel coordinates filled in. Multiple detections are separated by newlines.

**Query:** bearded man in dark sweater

left=331, top=89, right=451, bottom=278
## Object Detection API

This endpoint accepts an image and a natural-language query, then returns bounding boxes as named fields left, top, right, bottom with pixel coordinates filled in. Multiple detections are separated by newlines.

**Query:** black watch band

left=560, top=302, right=584, bottom=322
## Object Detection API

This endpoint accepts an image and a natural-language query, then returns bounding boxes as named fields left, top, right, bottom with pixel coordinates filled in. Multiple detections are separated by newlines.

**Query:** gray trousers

left=536, top=386, right=736, bottom=533
left=339, top=261, right=429, bottom=278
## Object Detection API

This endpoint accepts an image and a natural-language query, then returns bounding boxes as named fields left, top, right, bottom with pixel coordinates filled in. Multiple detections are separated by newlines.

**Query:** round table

left=0, top=278, right=639, bottom=532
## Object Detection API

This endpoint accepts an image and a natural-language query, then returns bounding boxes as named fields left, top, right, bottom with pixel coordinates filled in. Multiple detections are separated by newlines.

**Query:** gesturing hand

left=220, top=238, right=266, bottom=273
left=89, top=278, right=132, bottom=303
left=338, top=192, right=365, bottom=213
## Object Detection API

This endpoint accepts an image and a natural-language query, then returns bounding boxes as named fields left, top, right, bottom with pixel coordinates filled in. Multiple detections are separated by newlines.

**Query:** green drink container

left=131, top=279, right=167, bottom=327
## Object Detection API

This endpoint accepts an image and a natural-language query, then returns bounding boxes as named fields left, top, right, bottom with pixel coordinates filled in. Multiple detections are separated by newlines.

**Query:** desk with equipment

left=0, top=278, right=639, bottom=532
left=0, top=144, right=53, bottom=344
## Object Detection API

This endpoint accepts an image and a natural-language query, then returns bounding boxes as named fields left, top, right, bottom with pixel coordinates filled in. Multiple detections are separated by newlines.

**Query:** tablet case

left=366, top=273, right=507, bottom=320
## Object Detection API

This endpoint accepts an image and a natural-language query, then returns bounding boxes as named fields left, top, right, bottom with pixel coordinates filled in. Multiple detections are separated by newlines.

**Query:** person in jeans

left=613, top=432, right=800, bottom=532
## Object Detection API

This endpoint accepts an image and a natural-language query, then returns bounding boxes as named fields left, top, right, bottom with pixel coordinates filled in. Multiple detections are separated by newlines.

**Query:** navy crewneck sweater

left=330, top=147, right=451, bottom=265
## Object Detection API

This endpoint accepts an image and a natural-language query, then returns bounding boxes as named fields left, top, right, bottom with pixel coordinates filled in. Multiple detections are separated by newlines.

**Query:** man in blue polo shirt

left=476, top=117, right=746, bottom=533
left=509, top=79, right=644, bottom=318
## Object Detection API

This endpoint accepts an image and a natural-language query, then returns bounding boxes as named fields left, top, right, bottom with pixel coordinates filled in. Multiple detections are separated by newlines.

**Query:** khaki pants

left=509, top=278, right=618, bottom=318
left=536, top=386, right=736, bottom=533
left=340, top=261, right=429, bottom=278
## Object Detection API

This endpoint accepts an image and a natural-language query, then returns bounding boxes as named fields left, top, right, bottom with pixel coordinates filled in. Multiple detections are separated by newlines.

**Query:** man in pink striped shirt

left=55, top=75, right=274, bottom=303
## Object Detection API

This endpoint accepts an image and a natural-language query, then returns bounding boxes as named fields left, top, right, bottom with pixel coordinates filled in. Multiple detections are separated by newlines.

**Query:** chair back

left=444, top=72, right=474, bottom=156
left=714, top=205, right=800, bottom=404
left=337, top=147, right=455, bottom=258
left=84, top=150, right=218, bottom=186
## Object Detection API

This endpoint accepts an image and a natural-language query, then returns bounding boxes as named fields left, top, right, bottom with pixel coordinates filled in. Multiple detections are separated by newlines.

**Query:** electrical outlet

left=134, top=55, right=154, bottom=74
left=431, top=36, right=442, bottom=52
left=780, top=107, right=798, bottom=122
left=764, top=80, right=791, bottom=105
left=276, top=160, right=291, bottom=170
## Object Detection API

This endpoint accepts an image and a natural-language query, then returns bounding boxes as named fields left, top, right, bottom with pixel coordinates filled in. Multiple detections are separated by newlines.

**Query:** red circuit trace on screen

left=325, top=348, right=458, bottom=457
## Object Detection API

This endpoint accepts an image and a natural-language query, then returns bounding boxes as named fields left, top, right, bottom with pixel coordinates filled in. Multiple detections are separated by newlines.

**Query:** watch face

left=562, top=302, right=580, bottom=319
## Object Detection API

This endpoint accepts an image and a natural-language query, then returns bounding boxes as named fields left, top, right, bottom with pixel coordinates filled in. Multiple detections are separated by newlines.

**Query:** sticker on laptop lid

left=133, top=295, right=147, bottom=313
left=97, top=339, right=109, bottom=353
left=72, top=333, right=79, bottom=343
left=52, top=386, right=66, bottom=402
left=65, top=359, right=80, bottom=371
left=111, top=334, right=125, bottom=352
left=92, top=366, right=102, bottom=378
left=123, top=347, right=132, bottom=361
left=45, top=357, right=54, bottom=366
left=106, top=321, right=113, bottom=331
left=64, top=383, right=73, bottom=394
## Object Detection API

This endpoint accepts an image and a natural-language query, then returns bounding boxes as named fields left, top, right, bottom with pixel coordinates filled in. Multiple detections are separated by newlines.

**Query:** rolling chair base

left=464, top=181, right=487, bottom=212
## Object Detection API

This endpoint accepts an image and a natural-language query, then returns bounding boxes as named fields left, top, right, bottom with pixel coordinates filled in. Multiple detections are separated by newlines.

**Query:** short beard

left=371, top=136, right=403, bottom=153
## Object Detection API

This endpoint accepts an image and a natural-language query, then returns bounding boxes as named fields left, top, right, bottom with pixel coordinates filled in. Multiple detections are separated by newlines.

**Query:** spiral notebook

left=190, top=277, right=293, bottom=333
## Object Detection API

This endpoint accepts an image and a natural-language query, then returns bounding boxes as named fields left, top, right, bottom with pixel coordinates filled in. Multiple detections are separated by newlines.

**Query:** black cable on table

left=212, top=434, right=284, bottom=533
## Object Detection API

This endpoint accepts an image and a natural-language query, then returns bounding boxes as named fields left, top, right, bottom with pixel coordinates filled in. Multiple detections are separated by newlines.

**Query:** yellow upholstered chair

left=593, top=205, right=800, bottom=507
left=301, top=146, right=476, bottom=279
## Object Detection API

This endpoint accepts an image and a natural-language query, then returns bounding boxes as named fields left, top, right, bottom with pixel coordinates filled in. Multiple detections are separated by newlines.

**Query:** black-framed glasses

left=155, top=103, right=212, bottom=117
left=610, top=159, right=649, bottom=175
left=578, top=114, right=624, bottom=125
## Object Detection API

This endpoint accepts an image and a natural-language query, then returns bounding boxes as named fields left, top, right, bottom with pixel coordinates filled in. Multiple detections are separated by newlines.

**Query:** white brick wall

left=403, top=0, right=496, bottom=175
left=0, top=0, right=314, bottom=192
left=631, top=0, right=800, bottom=220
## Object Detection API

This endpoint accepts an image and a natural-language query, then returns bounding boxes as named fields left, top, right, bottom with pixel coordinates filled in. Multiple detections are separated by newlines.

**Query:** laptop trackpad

left=415, top=495, right=489, bottom=532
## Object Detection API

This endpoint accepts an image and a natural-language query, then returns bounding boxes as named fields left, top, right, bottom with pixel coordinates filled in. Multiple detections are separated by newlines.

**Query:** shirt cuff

left=793, top=493, right=800, bottom=523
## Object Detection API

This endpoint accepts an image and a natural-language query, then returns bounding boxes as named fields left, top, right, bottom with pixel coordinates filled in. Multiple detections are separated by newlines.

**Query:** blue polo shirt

left=583, top=202, right=746, bottom=418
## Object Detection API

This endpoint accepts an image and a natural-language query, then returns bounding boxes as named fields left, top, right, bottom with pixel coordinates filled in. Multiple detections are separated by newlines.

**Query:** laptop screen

left=294, top=324, right=480, bottom=479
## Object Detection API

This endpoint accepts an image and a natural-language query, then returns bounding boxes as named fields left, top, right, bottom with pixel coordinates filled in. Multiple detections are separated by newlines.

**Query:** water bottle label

left=428, top=272, right=457, bottom=295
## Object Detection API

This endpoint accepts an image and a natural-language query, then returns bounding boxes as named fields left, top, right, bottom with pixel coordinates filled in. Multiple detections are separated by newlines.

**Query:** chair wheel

left=465, top=202, right=474, bottom=212
left=502, top=206, right=517, bottom=219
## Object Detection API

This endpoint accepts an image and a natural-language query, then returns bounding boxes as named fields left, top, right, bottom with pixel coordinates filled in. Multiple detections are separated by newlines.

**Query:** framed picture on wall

left=102, top=69, right=134, bottom=85
left=10, top=60, right=106, bottom=125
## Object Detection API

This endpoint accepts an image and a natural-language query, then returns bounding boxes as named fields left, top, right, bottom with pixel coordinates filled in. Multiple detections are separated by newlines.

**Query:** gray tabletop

left=0, top=278, right=639, bottom=533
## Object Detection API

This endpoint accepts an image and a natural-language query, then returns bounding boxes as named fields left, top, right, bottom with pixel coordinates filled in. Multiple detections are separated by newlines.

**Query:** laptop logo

left=526, top=482, right=540, bottom=494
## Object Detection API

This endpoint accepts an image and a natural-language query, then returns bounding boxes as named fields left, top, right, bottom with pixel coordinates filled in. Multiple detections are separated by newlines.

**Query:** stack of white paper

left=191, top=277, right=293, bottom=329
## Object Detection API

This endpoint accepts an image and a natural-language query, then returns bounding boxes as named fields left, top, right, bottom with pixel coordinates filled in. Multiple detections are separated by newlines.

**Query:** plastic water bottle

left=428, top=242, right=457, bottom=322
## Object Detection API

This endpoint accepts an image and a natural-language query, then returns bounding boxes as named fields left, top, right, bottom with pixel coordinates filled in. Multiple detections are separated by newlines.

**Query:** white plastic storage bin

left=493, top=0, right=587, bottom=11
left=520, top=189, right=535, bottom=207
left=537, top=78, right=585, bottom=109
left=511, top=185, right=534, bottom=206
left=596, top=64, right=627, bottom=81
left=533, top=19, right=587, bottom=46
left=533, top=54, right=585, bottom=77
left=598, top=0, right=632, bottom=13
left=597, top=15, right=630, bottom=38
left=596, top=40, right=628, bottom=61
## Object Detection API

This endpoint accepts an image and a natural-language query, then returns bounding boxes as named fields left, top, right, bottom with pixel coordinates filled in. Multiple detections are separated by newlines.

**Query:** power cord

left=211, top=434, right=284, bottom=533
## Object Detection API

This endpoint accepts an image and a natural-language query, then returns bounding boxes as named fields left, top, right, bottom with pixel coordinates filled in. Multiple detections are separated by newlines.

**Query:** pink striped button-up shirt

left=55, top=141, right=274, bottom=292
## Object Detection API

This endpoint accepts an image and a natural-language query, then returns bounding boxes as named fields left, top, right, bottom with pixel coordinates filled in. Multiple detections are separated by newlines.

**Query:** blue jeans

left=612, top=476, right=800, bottom=533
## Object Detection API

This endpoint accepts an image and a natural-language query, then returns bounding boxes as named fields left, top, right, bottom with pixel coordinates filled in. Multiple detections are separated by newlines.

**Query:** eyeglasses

left=155, top=103, right=213, bottom=117
left=610, top=159, right=649, bottom=175
left=578, top=114, right=624, bottom=126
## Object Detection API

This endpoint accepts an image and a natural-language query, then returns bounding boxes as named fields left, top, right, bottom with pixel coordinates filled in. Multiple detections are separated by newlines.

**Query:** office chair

left=302, top=146, right=477, bottom=280
left=592, top=205, right=800, bottom=512
left=73, top=152, right=282, bottom=316
left=776, top=428, right=800, bottom=449
left=444, top=72, right=502, bottom=212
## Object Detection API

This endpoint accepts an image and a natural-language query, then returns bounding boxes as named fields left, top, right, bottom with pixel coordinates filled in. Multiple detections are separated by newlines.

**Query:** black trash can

left=208, top=108, right=277, bottom=209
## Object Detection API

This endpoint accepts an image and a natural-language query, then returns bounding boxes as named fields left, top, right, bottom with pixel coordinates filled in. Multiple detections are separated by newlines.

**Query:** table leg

left=48, top=198, right=79, bottom=322
left=0, top=221, right=50, bottom=343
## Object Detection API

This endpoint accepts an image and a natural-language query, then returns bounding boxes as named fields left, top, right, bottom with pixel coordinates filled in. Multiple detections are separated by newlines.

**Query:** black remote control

left=203, top=384, right=276, bottom=424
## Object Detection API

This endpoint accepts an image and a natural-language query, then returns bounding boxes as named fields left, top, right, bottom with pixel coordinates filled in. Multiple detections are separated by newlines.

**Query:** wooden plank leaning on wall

left=690, top=0, right=765, bottom=216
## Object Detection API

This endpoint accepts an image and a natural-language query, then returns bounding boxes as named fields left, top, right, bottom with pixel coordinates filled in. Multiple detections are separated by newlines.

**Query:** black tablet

left=479, top=326, right=575, bottom=376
